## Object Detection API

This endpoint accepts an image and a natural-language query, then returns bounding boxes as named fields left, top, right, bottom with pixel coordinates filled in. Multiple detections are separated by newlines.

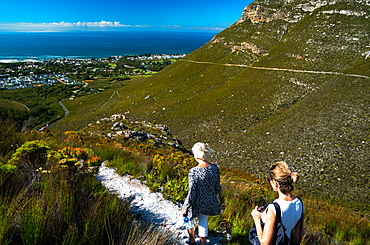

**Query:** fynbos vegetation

left=1, top=0, right=369, bottom=244
left=49, top=0, right=369, bottom=214
left=2, top=116, right=369, bottom=244
left=0, top=120, right=176, bottom=244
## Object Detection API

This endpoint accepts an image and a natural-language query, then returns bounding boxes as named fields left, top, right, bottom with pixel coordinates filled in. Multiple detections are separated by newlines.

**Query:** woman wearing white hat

left=183, top=142, right=221, bottom=245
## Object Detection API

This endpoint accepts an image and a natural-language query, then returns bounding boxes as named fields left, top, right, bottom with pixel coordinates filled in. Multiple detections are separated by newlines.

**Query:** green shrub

left=163, top=176, right=188, bottom=202
left=106, top=151, right=143, bottom=176
left=0, top=163, right=17, bottom=173
left=8, top=140, right=51, bottom=167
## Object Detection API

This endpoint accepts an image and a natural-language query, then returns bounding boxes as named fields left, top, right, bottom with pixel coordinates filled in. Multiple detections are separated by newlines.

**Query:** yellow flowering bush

left=59, top=147, right=89, bottom=160
left=8, top=140, right=51, bottom=167
left=86, top=156, right=102, bottom=167
left=6, top=141, right=102, bottom=175
left=58, top=147, right=102, bottom=168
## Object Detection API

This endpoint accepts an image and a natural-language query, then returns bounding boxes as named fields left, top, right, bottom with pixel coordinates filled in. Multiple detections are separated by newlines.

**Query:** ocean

left=0, top=31, right=218, bottom=62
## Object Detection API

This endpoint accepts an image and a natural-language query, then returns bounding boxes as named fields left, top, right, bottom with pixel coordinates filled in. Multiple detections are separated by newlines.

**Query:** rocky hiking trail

left=182, top=59, right=370, bottom=79
left=96, top=162, right=225, bottom=245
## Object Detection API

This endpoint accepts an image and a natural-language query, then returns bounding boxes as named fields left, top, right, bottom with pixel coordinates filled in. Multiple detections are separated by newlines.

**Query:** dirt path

left=11, top=100, right=30, bottom=111
left=182, top=59, right=370, bottom=79
left=96, top=162, right=225, bottom=245
left=100, top=90, right=120, bottom=109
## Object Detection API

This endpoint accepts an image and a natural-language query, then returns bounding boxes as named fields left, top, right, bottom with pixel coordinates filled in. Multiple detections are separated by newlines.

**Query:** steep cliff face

left=54, top=0, right=370, bottom=212
left=238, top=4, right=295, bottom=23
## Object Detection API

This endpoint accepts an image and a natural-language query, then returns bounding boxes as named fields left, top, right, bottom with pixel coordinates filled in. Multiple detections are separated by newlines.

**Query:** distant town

left=0, top=73, right=81, bottom=90
left=0, top=54, right=186, bottom=90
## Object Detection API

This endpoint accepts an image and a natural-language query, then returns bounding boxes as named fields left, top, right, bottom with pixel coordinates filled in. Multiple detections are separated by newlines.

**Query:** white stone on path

left=96, top=162, right=223, bottom=244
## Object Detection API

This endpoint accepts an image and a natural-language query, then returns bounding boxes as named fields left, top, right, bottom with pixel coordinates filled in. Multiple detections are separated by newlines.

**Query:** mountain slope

left=52, top=0, right=370, bottom=212
left=0, top=98, right=30, bottom=130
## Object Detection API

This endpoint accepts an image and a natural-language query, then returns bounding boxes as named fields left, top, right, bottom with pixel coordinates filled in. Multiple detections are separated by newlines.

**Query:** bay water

left=0, top=31, right=218, bottom=62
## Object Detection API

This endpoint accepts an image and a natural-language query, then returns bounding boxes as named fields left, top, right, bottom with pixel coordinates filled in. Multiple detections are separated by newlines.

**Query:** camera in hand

left=257, top=205, right=267, bottom=212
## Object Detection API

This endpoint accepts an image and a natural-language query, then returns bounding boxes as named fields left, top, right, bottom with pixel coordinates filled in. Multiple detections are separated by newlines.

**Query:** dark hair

left=269, top=161, right=299, bottom=195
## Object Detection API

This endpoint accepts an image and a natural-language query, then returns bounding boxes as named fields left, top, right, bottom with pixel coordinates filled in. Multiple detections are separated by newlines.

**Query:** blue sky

left=0, top=0, right=253, bottom=32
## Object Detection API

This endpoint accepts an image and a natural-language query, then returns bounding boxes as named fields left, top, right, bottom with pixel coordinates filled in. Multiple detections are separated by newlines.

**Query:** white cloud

left=0, top=21, right=223, bottom=32
left=0, top=21, right=152, bottom=32
left=47, top=21, right=131, bottom=27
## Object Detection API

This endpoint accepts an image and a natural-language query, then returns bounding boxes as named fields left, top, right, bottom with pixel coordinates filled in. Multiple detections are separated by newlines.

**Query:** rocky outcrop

left=88, top=114, right=183, bottom=150
left=231, top=42, right=266, bottom=55
left=237, top=5, right=293, bottom=24
left=238, top=0, right=369, bottom=24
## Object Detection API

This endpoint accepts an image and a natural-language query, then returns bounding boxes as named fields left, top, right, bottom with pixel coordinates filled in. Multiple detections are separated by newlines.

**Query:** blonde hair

left=269, top=161, right=299, bottom=194
left=192, top=142, right=212, bottom=160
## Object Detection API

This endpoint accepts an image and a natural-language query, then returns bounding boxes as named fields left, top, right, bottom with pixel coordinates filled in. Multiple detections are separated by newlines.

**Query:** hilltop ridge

left=238, top=0, right=369, bottom=24
left=51, top=0, right=370, bottom=212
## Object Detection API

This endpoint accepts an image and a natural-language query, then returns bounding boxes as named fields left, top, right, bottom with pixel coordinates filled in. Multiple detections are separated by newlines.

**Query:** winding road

left=58, top=100, right=69, bottom=116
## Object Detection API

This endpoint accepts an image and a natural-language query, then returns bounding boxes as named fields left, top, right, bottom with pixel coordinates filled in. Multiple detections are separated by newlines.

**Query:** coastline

left=0, top=31, right=218, bottom=63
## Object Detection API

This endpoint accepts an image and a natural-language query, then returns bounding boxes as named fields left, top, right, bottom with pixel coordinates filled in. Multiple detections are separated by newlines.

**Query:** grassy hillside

left=0, top=98, right=30, bottom=130
left=2, top=117, right=369, bottom=244
left=51, top=0, right=370, bottom=213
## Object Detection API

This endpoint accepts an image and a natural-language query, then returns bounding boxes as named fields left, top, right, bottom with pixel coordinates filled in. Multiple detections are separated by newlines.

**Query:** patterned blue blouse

left=184, top=163, right=222, bottom=219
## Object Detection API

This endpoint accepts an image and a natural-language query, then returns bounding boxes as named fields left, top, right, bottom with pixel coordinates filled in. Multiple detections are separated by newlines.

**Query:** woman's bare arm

left=251, top=206, right=276, bottom=245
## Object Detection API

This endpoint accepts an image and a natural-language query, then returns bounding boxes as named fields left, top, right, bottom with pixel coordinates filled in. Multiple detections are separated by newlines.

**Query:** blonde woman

left=251, top=162, right=304, bottom=245
left=183, top=142, right=221, bottom=245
